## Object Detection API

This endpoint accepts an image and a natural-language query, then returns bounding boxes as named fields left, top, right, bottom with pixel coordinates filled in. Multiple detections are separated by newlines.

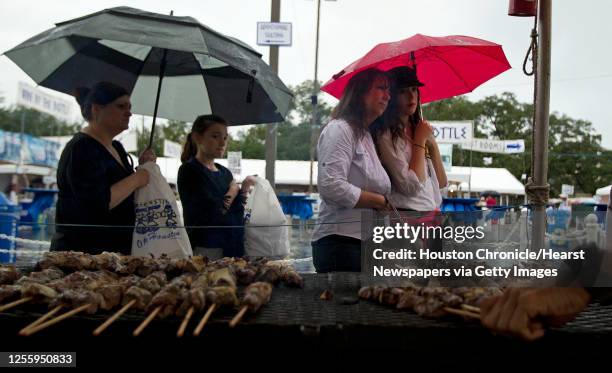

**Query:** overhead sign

left=163, top=139, right=182, bottom=159
left=17, top=82, right=74, bottom=123
left=461, top=139, right=525, bottom=154
left=430, top=121, right=473, bottom=144
left=227, top=151, right=242, bottom=176
left=257, top=22, right=292, bottom=46
left=0, top=129, right=61, bottom=167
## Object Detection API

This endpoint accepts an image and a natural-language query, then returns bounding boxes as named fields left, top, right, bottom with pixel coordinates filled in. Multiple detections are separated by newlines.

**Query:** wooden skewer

left=176, top=307, right=194, bottom=338
left=19, top=305, right=63, bottom=335
left=193, top=303, right=216, bottom=336
left=133, top=306, right=161, bottom=337
left=461, top=304, right=481, bottom=314
left=0, top=297, right=33, bottom=312
left=229, top=306, right=249, bottom=328
left=444, top=307, right=481, bottom=320
left=93, top=300, right=136, bottom=336
left=21, top=304, right=91, bottom=336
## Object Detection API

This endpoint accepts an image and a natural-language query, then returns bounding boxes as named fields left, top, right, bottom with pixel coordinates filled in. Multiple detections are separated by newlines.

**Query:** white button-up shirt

left=313, top=119, right=391, bottom=241
left=377, top=129, right=446, bottom=211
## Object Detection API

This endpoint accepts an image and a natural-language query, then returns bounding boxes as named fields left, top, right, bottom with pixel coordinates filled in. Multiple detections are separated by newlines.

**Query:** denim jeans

left=311, top=235, right=362, bottom=273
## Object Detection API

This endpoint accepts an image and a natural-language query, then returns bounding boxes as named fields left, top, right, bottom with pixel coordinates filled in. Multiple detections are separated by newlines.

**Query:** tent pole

left=531, top=0, right=552, bottom=249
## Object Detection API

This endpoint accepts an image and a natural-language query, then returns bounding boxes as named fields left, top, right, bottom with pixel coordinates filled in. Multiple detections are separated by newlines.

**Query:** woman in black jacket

left=52, top=82, right=155, bottom=254
left=177, top=115, right=253, bottom=257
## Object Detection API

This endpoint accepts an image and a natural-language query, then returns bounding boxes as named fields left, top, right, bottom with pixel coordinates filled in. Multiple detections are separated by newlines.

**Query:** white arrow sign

left=461, top=139, right=525, bottom=154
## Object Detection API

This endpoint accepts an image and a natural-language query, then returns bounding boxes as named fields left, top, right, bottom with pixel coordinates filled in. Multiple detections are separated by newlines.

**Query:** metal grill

left=1, top=273, right=611, bottom=335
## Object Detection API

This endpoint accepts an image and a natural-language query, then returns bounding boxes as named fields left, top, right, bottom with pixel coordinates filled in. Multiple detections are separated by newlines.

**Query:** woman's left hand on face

left=138, top=148, right=157, bottom=165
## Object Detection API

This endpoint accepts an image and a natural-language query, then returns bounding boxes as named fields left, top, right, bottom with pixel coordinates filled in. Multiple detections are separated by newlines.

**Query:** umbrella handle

left=149, top=48, right=169, bottom=149
left=409, top=51, right=425, bottom=123
left=148, top=10, right=173, bottom=148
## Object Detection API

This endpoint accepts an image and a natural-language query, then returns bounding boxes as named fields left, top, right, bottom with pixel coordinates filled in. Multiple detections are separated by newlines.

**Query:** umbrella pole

left=148, top=48, right=168, bottom=149
left=531, top=0, right=552, bottom=250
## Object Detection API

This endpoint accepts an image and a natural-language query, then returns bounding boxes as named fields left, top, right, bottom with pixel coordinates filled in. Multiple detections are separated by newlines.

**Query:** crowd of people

left=48, top=71, right=609, bottom=341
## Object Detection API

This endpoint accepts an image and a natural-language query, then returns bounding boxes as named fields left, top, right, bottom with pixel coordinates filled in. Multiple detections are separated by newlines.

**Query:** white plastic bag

left=244, top=176, right=290, bottom=258
left=131, top=162, right=193, bottom=259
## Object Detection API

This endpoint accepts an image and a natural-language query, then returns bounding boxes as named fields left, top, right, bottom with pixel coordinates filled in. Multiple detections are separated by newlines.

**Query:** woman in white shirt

left=311, top=68, right=392, bottom=273
left=372, top=67, right=447, bottom=212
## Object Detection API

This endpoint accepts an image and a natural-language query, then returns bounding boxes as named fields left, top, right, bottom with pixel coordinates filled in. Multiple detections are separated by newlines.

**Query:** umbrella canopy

left=3, top=6, right=292, bottom=125
left=321, top=34, right=511, bottom=103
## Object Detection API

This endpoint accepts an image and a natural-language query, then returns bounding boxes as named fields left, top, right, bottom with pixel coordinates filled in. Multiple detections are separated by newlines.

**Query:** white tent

left=596, top=185, right=611, bottom=197
left=150, top=157, right=524, bottom=195
left=153, top=157, right=318, bottom=186
left=446, top=166, right=525, bottom=195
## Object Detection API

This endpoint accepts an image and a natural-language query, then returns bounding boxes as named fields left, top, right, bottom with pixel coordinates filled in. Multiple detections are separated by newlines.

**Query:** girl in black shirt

left=177, top=115, right=253, bottom=257
left=52, top=82, right=155, bottom=254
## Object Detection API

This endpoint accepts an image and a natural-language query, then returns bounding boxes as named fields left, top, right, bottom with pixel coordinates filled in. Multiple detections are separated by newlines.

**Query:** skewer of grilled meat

left=0, top=265, right=20, bottom=285
left=229, top=282, right=273, bottom=327
left=132, top=273, right=195, bottom=336
left=193, top=286, right=239, bottom=336
left=176, top=273, right=209, bottom=337
left=0, top=268, right=65, bottom=311
left=93, top=271, right=167, bottom=336
left=358, top=285, right=497, bottom=319
left=37, top=251, right=97, bottom=272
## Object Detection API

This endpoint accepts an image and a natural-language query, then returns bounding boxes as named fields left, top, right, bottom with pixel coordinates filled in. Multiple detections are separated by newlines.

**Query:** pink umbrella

left=321, top=34, right=511, bottom=103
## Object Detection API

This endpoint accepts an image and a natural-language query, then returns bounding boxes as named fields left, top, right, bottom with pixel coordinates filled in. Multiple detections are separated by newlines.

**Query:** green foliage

left=0, top=106, right=81, bottom=136
left=227, top=80, right=333, bottom=161
left=228, top=125, right=266, bottom=159
left=424, top=92, right=607, bottom=196
left=135, top=119, right=191, bottom=156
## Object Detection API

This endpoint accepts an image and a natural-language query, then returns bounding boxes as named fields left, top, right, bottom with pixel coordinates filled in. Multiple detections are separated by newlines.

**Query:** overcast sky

left=1, top=0, right=611, bottom=148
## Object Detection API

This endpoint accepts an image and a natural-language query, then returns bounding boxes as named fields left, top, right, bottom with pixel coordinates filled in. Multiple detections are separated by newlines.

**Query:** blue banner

left=0, top=130, right=60, bottom=167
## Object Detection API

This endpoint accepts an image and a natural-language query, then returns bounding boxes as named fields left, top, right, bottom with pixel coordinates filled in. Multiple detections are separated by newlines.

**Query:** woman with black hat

left=372, top=66, right=447, bottom=212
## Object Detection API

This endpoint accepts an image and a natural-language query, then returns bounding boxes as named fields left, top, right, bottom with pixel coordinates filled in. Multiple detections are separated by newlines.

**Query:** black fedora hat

left=389, top=66, right=425, bottom=88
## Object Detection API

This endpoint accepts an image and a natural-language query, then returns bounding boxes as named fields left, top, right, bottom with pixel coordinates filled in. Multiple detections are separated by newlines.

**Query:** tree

left=424, top=92, right=608, bottom=196
left=0, top=105, right=81, bottom=136
left=228, top=125, right=266, bottom=159
left=136, top=120, right=194, bottom=157
left=277, top=80, right=333, bottom=161
left=136, top=126, right=163, bottom=156
left=227, top=80, right=333, bottom=160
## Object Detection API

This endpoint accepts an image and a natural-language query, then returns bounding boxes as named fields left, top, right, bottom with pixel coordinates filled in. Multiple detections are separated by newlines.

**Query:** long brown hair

left=371, top=72, right=422, bottom=150
left=181, top=114, right=228, bottom=163
left=331, top=68, right=388, bottom=137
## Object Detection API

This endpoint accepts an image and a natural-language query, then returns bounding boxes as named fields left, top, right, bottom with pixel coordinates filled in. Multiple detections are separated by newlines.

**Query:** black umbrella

left=4, top=6, right=293, bottom=147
